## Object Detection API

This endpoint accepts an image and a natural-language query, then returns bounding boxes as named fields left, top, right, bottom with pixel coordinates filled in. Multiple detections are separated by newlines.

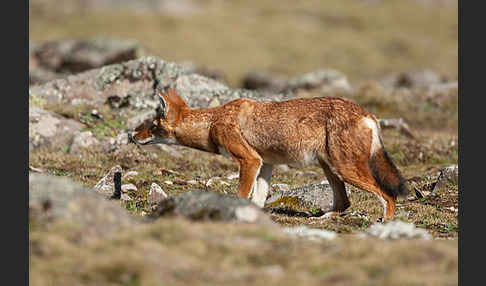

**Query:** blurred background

left=29, top=0, right=457, bottom=88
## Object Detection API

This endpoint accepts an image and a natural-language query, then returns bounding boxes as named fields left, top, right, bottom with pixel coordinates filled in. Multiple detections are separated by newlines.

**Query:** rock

left=150, top=190, right=274, bottom=225
left=70, top=131, right=101, bottom=154
left=179, top=60, right=228, bottom=84
left=172, top=73, right=294, bottom=108
left=242, top=71, right=288, bottom=92
left=93, top=165, right=123, bottom=197
left=378, top=118, right=416, bottom=139
left=426, top=81, right=458, bottom=107
left=29, top=38, right=142, bottom=84
left=30, top=56, right=294, bottom=112
left=29, top=108, right=84, bottom=152
left=432, top=165, right=458, bottom=192
left=29, top=173, right=140, bottom=244
left=148, top=183, right=168, bottom=204
left=29, top=56, right=193, bottom=107
left=226, top=172, right=239, bottom=180
left=121, top=183, right=138, bottom=193
left=380, top=70, right=444, bottom=89
left=365, top=220, right=432, bottom=240
left=287, top=69, right=352, bottom=93
left=242, top=69, right=351, bottom=94
left=123, top=171, right=139, bottom=179
left=265, top=183, right=335, bottom=216
left=283, top=226, right=337, bottom=241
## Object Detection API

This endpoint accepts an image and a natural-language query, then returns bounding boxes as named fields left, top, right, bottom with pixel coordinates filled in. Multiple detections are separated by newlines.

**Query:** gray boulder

left=29, top=38, right=142, bottom=85
left=29, top=107, right=84, bottom=152
left=30, top=56, right=294, bottom=110
left=265, top=183, right=335, bottom=216
left=29, top=173, right=140, bottom=244
left=150, top=190, right=274, bottom=225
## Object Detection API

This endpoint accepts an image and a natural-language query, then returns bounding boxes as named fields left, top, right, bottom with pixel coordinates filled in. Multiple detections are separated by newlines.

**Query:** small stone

left=148, top=183, right=168, bottom=204
left=283, top=226, right=337, bottom=241
left=206, top=177, right=220, bottom=187
left=226, top=173, right=239, bottom=180
left=93, top=165, right=122, bottom=196
left=121, top=184, right=137, bottom=193
left=123, top=171, right=138, bottom=179
left=186, top=180, right=198, bottom=185
left=220, top=181, right=231, bottom=186
left=366, top=220, right=432, bottom=240
left=164, top=181, right=173, bottom=185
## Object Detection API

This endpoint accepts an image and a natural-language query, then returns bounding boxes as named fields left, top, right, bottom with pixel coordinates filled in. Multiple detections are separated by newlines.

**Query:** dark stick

left=110, top=172, right=122, bottom=200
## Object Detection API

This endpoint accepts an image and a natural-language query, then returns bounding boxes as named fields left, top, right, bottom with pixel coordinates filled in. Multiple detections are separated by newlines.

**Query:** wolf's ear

left=166, top=87, right=189, bottom=109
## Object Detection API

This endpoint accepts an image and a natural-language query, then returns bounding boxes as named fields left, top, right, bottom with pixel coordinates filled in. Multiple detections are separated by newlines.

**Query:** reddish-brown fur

left=132, top=88, right=408, bottom=219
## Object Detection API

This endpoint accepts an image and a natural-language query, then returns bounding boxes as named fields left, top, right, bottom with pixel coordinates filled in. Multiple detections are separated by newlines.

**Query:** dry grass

left=30, top=217, right=458, bottom=286
left=29, top=0, right=458, bottom=87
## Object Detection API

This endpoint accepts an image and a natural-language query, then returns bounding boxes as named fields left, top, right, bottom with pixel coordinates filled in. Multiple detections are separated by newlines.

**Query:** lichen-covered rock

left=29, top=173, right=140, bottom=244
left=93, top=165, right=123, bottom=197
left=150, top=190, right=274, bottom=225
left=265, top=183, right=335, bottom=216
left=30, top=56, right=295, bottom=111
left=29, top=107, right=84, bottom=152
left=432, top=165, right=458, bottom=192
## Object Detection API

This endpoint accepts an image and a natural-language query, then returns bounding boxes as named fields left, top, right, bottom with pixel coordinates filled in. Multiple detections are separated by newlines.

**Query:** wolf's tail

left=369, top=146, right=409, bottom=198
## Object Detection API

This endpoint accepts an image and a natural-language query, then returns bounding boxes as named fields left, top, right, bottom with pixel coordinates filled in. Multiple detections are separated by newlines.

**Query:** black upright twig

left=110, top=172, right=122, bottom=200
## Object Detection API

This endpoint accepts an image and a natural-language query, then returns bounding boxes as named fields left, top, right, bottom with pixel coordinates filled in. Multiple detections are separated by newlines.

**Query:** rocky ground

left=29, top=52, right=458, bottom=285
